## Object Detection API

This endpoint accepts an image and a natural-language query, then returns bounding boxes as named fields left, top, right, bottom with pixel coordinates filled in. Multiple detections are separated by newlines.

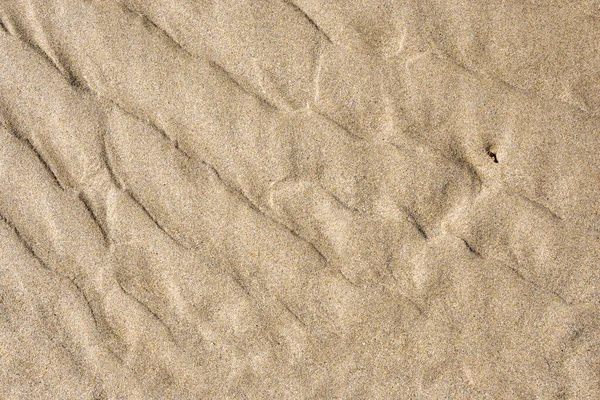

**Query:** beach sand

left=0, top=1, right=599, bottom=398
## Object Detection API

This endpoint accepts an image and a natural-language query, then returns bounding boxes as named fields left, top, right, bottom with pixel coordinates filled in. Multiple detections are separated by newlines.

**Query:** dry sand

left=0, top=1, right=599, bottom=398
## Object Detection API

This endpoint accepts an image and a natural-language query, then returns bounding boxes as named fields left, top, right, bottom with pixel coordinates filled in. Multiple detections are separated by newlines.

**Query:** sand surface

left=0, top=1, right=599, bottom=398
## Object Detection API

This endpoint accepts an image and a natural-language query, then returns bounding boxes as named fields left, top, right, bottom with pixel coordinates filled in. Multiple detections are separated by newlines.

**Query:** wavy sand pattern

left=0, top=1, right=599, bottom=398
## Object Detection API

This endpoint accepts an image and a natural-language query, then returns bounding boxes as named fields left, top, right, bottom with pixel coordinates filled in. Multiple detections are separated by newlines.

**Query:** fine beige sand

left=0, top=1, right=599, bottom=399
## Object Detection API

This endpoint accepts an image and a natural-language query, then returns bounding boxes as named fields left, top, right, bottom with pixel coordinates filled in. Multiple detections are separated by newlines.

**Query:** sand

left=0, top=0, right=599, bottom=398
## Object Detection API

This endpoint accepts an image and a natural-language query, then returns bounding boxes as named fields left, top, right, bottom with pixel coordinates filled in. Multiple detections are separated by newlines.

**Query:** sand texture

left=0, top=1, right=599, bottom=398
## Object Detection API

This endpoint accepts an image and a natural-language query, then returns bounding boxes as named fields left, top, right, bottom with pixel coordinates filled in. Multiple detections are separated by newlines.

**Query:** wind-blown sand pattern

left=0, top=1, right=599, bottom=398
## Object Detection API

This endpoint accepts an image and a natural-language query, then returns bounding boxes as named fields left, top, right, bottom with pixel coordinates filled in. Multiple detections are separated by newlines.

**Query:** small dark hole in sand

left=486, top=149, right=498, bottom=163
